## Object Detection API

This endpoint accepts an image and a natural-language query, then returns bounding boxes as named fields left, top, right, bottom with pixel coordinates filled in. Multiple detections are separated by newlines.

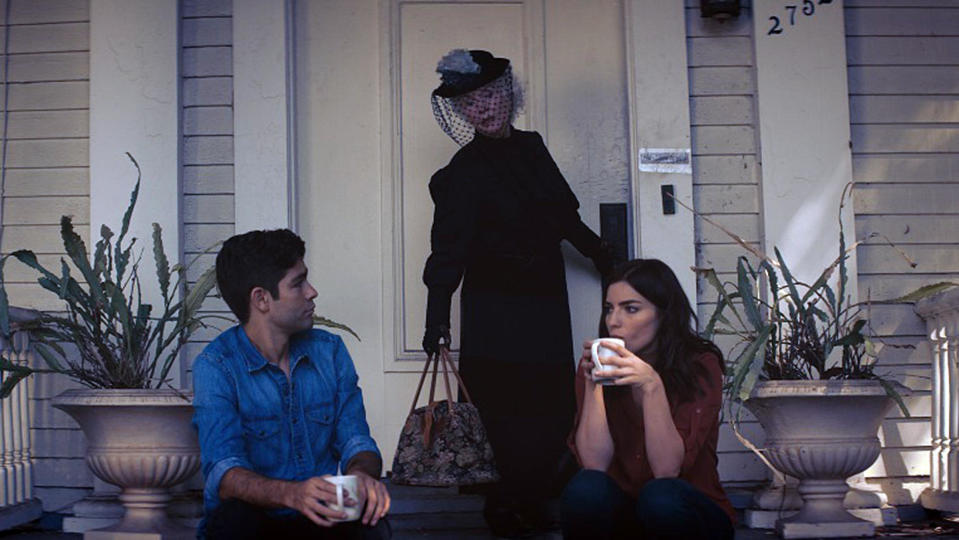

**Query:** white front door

left=294, top=0, right=630, bottom=466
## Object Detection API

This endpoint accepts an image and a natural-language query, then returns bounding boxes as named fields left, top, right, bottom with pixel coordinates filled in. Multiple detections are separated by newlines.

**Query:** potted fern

left=691, top=185, right=953, bottom=539
left=0, top=154, right=218, bottom=539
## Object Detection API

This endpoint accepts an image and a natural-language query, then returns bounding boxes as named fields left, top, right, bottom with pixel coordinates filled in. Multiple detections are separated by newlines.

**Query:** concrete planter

left=745, top=380, right=904, bottom=539
left=52, top=389, right=200, bottom=540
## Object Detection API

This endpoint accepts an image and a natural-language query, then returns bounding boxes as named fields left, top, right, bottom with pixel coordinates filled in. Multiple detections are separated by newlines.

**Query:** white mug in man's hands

left=326, top=475, right=364, bottom=522
left=590, top=338, right=625, bottom=385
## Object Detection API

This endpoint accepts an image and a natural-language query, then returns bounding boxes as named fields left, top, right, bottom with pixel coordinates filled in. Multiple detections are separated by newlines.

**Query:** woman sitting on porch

left=563, top=259, right=736, bottom=540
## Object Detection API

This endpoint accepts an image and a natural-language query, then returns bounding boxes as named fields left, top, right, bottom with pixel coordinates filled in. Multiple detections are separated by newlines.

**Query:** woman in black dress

left=422, top=49, right=613, bottom=537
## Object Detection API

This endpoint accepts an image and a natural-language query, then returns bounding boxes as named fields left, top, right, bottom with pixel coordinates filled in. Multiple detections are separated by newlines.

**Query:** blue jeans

left=203, top=499, right=391, bottom=540
left=560, top=470, right=734, bottom=540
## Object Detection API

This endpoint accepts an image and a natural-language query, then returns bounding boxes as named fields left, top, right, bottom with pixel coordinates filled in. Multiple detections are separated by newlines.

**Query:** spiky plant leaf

left=0, top=368, right=31, bottom=399
left=0, top=257, right=10, bottom=337
left=152, top=223, right=171, bottom=303
left=737, top=258, right=763, bottom=330
left=313, top=315, right=361, bottom=341
left=61, top=215, right=106, bottom=309
left=876, top=377, right=910, bottom=417
left=115, top=153, right=141, bottom=265
left=889, top=281, right=959, bottom=304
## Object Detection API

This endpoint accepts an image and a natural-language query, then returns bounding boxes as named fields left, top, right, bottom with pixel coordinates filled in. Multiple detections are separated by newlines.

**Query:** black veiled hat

left=433, top=49, right=510, bottom=98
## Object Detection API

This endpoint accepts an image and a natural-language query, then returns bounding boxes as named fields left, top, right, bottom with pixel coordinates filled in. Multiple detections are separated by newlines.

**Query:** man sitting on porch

left=192, top=229, right=391, bottom=540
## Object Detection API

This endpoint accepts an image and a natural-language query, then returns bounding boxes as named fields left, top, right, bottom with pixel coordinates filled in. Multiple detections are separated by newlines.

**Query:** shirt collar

left=235, top=326, right=310, bottom=373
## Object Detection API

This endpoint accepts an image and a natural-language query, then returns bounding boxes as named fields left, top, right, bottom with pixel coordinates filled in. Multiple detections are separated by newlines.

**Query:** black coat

left=423, top=129, right=606, bottom=498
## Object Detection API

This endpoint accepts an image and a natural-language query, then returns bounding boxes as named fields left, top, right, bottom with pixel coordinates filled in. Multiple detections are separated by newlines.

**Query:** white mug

left=590, top=338, right=625, bottom=385
left=326, top=474, right=364, bottom=522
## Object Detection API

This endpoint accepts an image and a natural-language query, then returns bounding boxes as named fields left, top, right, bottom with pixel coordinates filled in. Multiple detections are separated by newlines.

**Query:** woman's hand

left=595, top=341, right=661, bottom=392
left=577, top=340, right=600, bottom=390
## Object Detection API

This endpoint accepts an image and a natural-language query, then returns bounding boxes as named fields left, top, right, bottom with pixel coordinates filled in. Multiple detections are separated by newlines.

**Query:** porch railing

left=916, top=287, right=959, bottom=513
left=0, top=307, right=42, bottom=530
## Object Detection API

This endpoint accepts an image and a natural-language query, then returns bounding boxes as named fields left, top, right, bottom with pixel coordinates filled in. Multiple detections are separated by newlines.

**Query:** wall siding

left=0, top=0, right=91, bottom=512
left=846, top=3, right=959, bottom=494
left=685, top=2, right=767, bottom=489
left=180, top=0, right=235, bottom=388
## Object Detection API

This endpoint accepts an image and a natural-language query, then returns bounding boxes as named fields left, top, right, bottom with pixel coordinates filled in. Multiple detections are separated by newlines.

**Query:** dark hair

left=215, top=229, right=306, bottom=324
left=599, top=259, right=724, bottom=404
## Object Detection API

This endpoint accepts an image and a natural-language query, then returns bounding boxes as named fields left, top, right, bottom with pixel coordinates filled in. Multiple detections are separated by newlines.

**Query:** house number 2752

left=768, top=0, right=832, bottom=36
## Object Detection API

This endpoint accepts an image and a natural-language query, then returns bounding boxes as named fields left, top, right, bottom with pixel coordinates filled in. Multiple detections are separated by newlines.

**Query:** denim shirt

left=191, top=326, right=380, bottom=519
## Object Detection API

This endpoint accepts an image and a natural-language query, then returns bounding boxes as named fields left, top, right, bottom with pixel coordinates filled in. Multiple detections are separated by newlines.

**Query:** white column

left=233, top=0, right=296, bottom=233
left=624, top=0, right=696, bottom=303
left=88, top=0, right=182, bottom=385
left=0, top=316, right=42, bottom=529
left=917, top=287, right=959, bottom=512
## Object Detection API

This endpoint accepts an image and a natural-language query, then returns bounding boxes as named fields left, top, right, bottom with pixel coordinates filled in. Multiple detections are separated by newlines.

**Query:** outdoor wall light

left=700, top=0, right=741, bottom=20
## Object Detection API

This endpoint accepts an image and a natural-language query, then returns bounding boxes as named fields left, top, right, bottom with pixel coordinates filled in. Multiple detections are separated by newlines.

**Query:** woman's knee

left=636, top=477, right=692, bottom=522
left=561, top=469, right=620, bottom=519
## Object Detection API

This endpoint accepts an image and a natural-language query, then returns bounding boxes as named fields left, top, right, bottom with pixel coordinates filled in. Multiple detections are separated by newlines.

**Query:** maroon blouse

left=569, top=352, right=736, bottom=524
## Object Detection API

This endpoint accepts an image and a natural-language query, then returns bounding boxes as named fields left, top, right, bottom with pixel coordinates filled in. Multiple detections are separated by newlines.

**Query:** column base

left=921, top=488, right=959, bottom=514
left=777, top=518, right=874, bottom=539
left=745, top=506, right=898, bottom=529
left=63, top=495, right=125, bottom=533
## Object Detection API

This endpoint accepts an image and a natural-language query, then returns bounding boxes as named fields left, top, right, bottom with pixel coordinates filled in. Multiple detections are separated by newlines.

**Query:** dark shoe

left=518, top=499, right=561, bottom=534
left=484, top=501, right=536, bottom=538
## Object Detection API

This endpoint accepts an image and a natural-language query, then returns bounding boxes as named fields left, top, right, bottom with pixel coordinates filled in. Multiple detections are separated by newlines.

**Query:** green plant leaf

left=32, top=342, right=66, bottom=372
left=832, top=319, right=867, bottom=348
left=693, top=266, right=747, bottom=331
left=0, top=256, right=11, bottom=337
left=183, top=265, right=217, bottom=318
left=0, top=368, right=32, bottom=399
left=737, top=258, right=763, bottom=330
left=702, top=297, right=728, bottom=341
left=889, top=281, right=959, bottom=304
left=115, top=153, right=142, bottom=264
left=152, top=223, right=171, bottom=303
left=774, top=247, right=804, bottom=313
left=876, top=377, right=910, bottom=418
left=313, top=315, right=361, bottom=341
left=61, top=215, right=107, bottom=309
left=727, top=324, right=774, bottom=402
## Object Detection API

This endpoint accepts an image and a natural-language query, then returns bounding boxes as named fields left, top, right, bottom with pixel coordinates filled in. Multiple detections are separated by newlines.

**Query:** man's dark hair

left=215, top=229, right=306, bottom=324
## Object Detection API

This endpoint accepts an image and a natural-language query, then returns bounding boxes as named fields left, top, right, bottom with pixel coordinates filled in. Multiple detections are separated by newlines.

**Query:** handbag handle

left=407, top=346, right=475, bottom=415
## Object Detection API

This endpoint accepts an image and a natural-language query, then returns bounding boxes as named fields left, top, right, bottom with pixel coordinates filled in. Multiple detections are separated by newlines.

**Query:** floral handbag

left=390, top=347, right=500, bottom=486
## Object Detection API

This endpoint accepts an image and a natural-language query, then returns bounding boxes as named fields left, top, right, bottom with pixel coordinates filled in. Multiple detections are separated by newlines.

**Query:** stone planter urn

left=52, top=389, right=200, bottom=540
left=745, top=380, right=906, bottom=539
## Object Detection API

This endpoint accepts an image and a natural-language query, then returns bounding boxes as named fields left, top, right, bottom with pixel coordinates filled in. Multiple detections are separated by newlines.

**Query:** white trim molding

left=233, top=0, right=296, bottom=233
left=752, top=0, right=857, bottom=291
left=624, top=0, right=697, bottom=305
left=89, top=0, right=181, bottom=322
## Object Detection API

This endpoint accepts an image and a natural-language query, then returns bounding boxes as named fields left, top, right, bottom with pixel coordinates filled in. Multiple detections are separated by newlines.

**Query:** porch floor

left=2, top=482, right=958, bottom=539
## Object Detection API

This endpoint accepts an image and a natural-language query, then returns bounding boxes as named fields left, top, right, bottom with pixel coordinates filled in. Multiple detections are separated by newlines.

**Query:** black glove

left=422, top=325, right=451, bottom=356
left=592, top=240, right=618, bottom=278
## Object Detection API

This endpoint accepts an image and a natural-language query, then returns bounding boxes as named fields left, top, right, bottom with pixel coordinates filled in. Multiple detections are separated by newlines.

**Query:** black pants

left=205, top=499, right=392, bottom=540
left=560, top=470, right=734, bottom=540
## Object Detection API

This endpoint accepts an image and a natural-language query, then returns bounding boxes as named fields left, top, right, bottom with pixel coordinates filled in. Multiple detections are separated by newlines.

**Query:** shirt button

left=297, top=452, right=303, bottom=459
left=293, top=417, right=298, bottom=424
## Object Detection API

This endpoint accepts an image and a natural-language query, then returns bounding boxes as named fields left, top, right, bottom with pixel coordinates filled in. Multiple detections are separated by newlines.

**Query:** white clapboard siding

left=846, top=2, right=959, bottom=494
left=0, top=0, right=92, bottom=512
left=181, top=0, right=236, bottom=385
left=685, top=2, right=766, bottom=487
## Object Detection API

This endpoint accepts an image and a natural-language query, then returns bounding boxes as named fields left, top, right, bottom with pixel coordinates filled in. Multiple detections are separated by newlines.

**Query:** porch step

left=387, top=483, right=484, bottom=515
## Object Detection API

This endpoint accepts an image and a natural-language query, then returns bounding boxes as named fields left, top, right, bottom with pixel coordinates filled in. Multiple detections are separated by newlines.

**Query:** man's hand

left=350, top=470, right=390, bottom=526
left=283, top=476, right=348, bottom=527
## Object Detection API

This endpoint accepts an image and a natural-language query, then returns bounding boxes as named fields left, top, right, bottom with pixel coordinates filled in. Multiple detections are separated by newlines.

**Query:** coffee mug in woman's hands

left=590, top=338, right=625, bottom=385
